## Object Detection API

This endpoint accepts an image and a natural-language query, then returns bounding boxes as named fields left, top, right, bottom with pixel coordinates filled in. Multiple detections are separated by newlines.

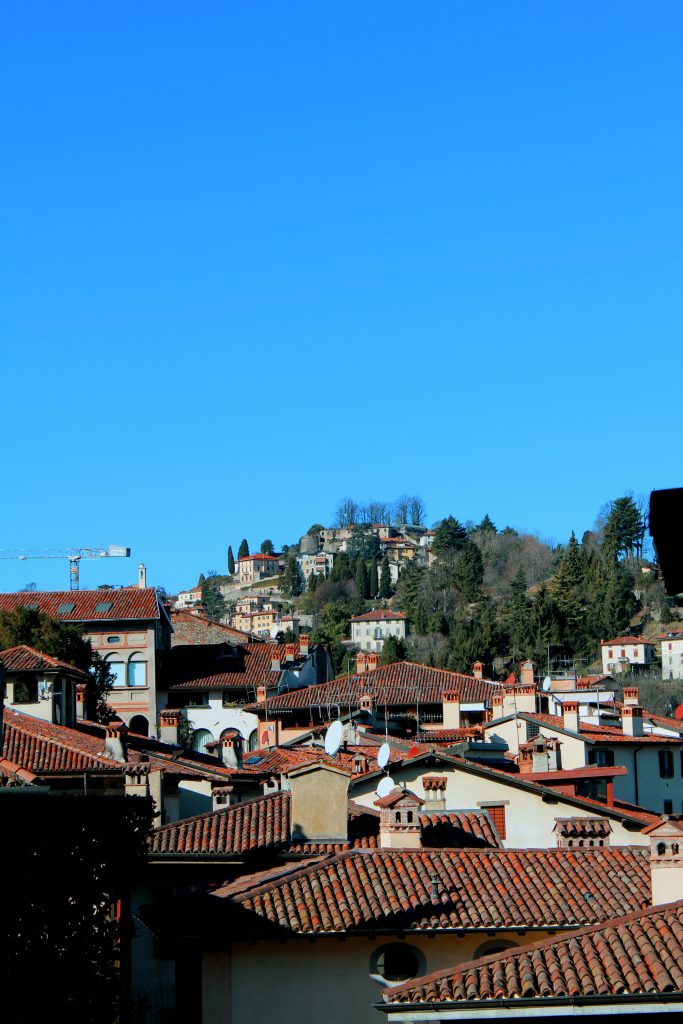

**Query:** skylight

left=95, top=601, right=113, bottom=613
left=57, top=602, right=76, bottom=614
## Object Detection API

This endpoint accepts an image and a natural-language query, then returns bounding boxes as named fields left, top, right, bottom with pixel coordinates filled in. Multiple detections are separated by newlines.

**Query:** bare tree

left=408, top=495, right=426, bottom=526
left=336, top=497, right=358, bottom=527
left=393, top=495, right=410, bottom=526
left=367, top=501, right=391, bottom=525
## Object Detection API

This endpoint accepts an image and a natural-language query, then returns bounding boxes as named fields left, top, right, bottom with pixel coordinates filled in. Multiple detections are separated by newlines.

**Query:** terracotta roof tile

left=384, top=900, right=683, bottom=1006
left=0, top=644, right=89, bottom=678
left=167, top=643, right=306, bottom=691
left=351, top=610, right=407, bottom=622
left=0, top=589, right=160, bottom=621
left=553, top=817, right=613, bottom=838
left=1, top=709, right=122, bottom=773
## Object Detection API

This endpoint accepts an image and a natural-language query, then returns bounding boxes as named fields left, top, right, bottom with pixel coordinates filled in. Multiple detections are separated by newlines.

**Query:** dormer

left=375, top=786, right=425, bottom=849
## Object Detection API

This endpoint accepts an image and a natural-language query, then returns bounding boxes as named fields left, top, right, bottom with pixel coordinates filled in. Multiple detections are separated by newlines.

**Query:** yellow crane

left=0, top=545, right=131, bottom=590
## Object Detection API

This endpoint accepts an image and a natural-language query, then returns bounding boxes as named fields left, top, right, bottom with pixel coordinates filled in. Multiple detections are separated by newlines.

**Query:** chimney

left=622, top=703, right=644, bottom=738
left=562, top=700, right=580, bottom=734
left=123, top=763, right=150, bottom=798
left=375, top=786, right=424, bottom=849
left=221, top=731, right=243, bottom=768
left=353, top=752, right=369, bottom=774
left=299, top=635, right=310, bottom=658
left=356, top=652, right=368, bottom=675
left=491, top=693, right=504, bottom=719
left=256, top=683, right=268, bottom=704
left=212, top=785, right=236, bottom=810
left=472, top=661, right=484, bottom=680
left=503, top=684, right=536, bottom=715
left=520, top=735, right=562, bottom=774
left=75, top=683, right=87, bottom=721
left=104, top=722, right=128, bottom=763
left=646, top=816, right=683, bottom=905
left=441, top=691, right=461, bottom=730
left=288, top=762, right=351, bottom=844
left=359, top=693, right=375, bottom=715
left=138, top=563, right=147, bottom=588
left=159, top=709, right=182, bottom=746
left=366, top=653, right=379, bottom=672
left=623, top=687, right=639, bottom=707
left=285, top=643, right=297, bottom=664
left=271, top=653, right=281, bottom=672
left=520, top=660, right=535, bottom=687
left=422, top=775, right=447, bottom=811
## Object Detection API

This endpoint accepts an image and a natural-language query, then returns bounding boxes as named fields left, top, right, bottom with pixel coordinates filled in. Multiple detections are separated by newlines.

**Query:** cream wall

left=87, top=623, right=158, bottom=732
left=661, top=637, right=683, bottom=680
left=485, top=717, right=587, bottom=769
left=350, top=761, right=647, bottom=849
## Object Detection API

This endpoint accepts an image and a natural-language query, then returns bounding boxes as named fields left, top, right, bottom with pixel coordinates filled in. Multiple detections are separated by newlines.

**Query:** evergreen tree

left=432, top=516, right=468, bottom=556
left=227, top=546, right=235, bottom=575
left=201, top=572, right=227, bottom=622
left=551, top=532, right=587, bottom=652
left=602, top=496, right=645, bottom=561
left=380, top=635, right=407, bottom=665
left=355, top=558, right=370, bottom=600
left=237, top=538, right=250, bottom=560
left=260, top=539, right=274, bottom=554
left=282, top=555, right=302, bottom=597
left=379, top=555, right=393, bottom=598
left=530, top=584, right=561, bottom=662
left=475, top=514, right=497, bottom=534
left=307, top=571, right=318, bottom=593
left=505, top=568, right=533, bottom=661
left=369, top=559, right=379, bottom=599
left=453, top=539, right=485, bottom=601
left=331, top=552, right=354, bottom=582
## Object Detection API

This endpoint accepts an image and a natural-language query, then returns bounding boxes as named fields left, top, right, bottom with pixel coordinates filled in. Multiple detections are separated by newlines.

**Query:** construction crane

left=0, top=545, right=131, bottom=590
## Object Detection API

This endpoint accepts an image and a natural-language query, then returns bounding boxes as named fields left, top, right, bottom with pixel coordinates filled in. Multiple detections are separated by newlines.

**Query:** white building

left=350, top=609, right=408, bottom=653
left=175, top=583, right=202, bottom=609
left=297, top=551, right=334, bottom=585
left=237, top=554, right=280, bottom=585
left=658, top=629, right=683, bottom=680
left=600, top=635, right=658, bottom=675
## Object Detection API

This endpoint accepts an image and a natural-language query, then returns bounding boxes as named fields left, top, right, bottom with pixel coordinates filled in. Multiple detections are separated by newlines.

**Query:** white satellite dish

left=376, top=775, right=396, bottom=798
left=542, top=676, right=552, bottom=692
left=324, top=719, right=344, bottom=756
left=377, top=742, right=391, bottom=771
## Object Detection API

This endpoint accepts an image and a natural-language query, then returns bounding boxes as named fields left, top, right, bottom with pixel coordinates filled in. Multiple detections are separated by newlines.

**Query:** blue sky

left=1, top=2, right=681, bottom=593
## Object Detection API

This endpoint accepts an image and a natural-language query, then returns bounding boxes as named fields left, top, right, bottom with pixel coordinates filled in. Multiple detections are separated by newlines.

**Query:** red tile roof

left=351, top=610, right=407, bottom=622
left=0, top=644, right=90, bottom=678
left=238, top=554, right=279, bottom=562
left=167, top=643, right=305, bottom=691
left=0, top=589, right=160, bottom=621
left=170, top=610, right=257, bottom=642
left=553, top=817, right=613, bottom=838
left=601, top=636, right=652, bottom=646
left=657, top=629, right=683, bottom=639
left=417, top=728, right=482, bottom=743
left=243, top=661, right=500, bottom=713
left=383, top=900, right=683, bottom=1007
left=1, top=709, right=123, bottom=773
left=216, top=846, right=650, bottom=934
left=521, top=712, right=683, bottom=745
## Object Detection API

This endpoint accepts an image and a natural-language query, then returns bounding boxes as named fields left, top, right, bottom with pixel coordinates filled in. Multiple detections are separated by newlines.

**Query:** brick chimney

left=356, top=652, right=368, bottom=674
left=271, top=653, right=281, bottom=672
left=288, top=762, right=351, bottom=844
left=138, top=563, right=147, bottom=588
left=104, top=722, right=128, bottom=763
left=285, top=643, right=297, bottom=663
left=159, top=709, right=182, bottom=745
left=299, top=635, right=310, bottom=657
left=123, top=763, right=150, bottom=798
left=359, top=693, right=375, bottom=715
left=75, top=683, right=87, bottom=721
left=422, top=775, right=447, bottom=811
left=221, top=731, right=243, bottom=768
left=622, top=703, right=644, bottom=738
left=623, top=687, right=640, bottom=706
left=562, top=700, right=580, bottom=734
left=472, top=661, right=484, bottom=680
left=520, top=735, right=562, bottom=774
left=375, top=786, right=424, bottom=849
left=520, top=660, right=535, bottom=687
left=366, top=652, right=379, bottom=672
left=212, top=785, right=236, bottom=810
left=645, top=816, right=683, bottom=905
left=491, top=692, right=504, bottom=719
left=441, top=691, right=461, bottom=730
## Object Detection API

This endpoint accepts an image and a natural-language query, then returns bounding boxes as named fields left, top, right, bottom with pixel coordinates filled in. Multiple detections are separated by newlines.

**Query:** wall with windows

left=351, top=617, right=407, bottom=653
left=86, top=623, right=159, bottom=731
left=4, top=672, right=76, bottom=727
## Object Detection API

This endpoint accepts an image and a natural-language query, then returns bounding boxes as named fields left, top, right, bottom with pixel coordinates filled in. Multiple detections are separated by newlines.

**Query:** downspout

left=633, top=745, right=644, bottom=807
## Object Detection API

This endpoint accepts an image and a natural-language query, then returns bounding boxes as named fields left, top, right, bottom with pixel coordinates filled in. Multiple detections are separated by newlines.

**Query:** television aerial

left=376, top=775, right=396, bottom=799
left=377, top=742, right=391, bottom=771
left=324, top=719, right=344, bottom=756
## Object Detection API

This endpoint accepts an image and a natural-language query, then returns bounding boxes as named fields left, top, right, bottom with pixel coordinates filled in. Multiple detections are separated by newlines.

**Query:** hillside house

left=658, top=628, right=683, bottom=680
left=237, top=554, right=280, bottom=585
left=351, top=609, right=408, bottom=652
left=601, top=635, right=657, bottom=675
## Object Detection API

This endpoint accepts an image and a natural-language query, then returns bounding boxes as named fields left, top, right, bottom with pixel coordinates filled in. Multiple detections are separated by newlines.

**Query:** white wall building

left=600, top=635, right=657, bottom=675
left=350, top=609, right=408, bottom=653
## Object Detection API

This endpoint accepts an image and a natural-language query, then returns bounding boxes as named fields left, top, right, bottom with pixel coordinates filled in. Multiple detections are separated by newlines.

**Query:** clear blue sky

left=1, top=2, right=681, bottom=593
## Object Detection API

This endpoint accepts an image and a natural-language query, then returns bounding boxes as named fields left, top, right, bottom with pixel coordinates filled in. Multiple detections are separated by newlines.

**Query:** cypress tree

left=238, top=538, right=250, bottom=560
left=453, top=539, right=484, bottom=601
left=379, top=555, right=393, bottom=598
left=355, top=558, right=370, bottom=600
left=369, top=559, right=379, bottom=599
left=227, top=546, right=235, bottom=575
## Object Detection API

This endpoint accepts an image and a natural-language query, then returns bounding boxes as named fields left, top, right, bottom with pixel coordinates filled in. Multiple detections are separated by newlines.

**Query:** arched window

left=472, top=939, right=517, bottom=959
left=406, top=811, right=414, bottom=824
left=657, top=842, right=667, bottom=856
left=104, top=654, right=126, bottom=688
left=13, top=676, right=38, bottom=703
left=191, top=728, right=214, bottom=755
left=127, top=652, right=147, bottom=688
left=395, top=811, right=401, bottom=823
left=247, top=729, right=259, bottom=752
left=129, top=715, right=149, bottom=737
left=370, top=944, right=426, bottom=984
left=673, top=843, right=680, bottom=855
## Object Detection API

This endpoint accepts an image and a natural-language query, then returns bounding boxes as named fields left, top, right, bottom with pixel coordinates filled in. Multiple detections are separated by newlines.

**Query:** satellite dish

left=542, top=676, right=552, bottom=692
left=377, top=742, right=391, bottom=770
left=324, top=719, right=344, bottom=756
left=674, top=704, right=683, bottom=721
left=376, top=775, right=395, bottom=798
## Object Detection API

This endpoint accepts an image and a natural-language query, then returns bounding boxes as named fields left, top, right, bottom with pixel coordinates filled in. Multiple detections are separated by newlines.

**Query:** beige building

left=237, top=554, right=280, bottom=585
left=601, top=635, right=657, bottom=675
left=351, top=609, right=408, bottom=652
left=658, top=628, right=683, bottom=680
left=0, top=644, right=89, bottom=728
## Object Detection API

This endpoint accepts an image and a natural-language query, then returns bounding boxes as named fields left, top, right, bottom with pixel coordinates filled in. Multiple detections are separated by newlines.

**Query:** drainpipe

left=633, top=745, right=644, bottom=807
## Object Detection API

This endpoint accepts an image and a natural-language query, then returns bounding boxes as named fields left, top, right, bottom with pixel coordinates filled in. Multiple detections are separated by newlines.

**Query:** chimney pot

left=562, top=700, right=580, bottom=733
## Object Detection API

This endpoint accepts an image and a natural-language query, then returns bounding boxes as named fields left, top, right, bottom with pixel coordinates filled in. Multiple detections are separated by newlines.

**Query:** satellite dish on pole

left=324, top=719, right=344, bottom=756
left=377, top=743, right=391, bottom=771
left=542, top=676, right=552, bottom=692
left=376, top=775, right=395, bottom=798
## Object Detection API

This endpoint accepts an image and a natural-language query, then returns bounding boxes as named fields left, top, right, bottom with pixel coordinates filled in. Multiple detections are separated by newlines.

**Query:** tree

left=355, top=558, right=370, bottom=600
left=307, top=523, right=324, bottom=536
left=408, top=495, right=426, bottom=526
left=237, top=538, right=250, bottom=560
left=550, top=532, right=587, bottom=651
left=260, top=539, right=274, bottom=555
left=504, top=568, right=533, bottom=661
left=227, top=546, right=235, bottom=575
left=201, top=571, right=227, bottom=622
left=379, top=555, right=393, bottom=598
left=369, top=559, right=379, bottom=599
left=432, top=516, right=468, bottom=556
left=336, top=497, right=358, bottom=527
left=307, top=571, right=319, bottom=593
left=602, top=496, right=645, bottom=562
left=379, top=635, right=407, bottom=665
left=473, top=514, right=497, bottom=535
left=281, top=555, right=302, bottom=597
left=452, top=539, right=484, bottom=601
left=0, top=605, right=113, bottom=722
left=393, top=495, right=411, bottom=526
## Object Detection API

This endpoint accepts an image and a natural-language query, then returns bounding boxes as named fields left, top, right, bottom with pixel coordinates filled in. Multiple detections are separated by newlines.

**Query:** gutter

left=375, top=991, right=683, bottom=1018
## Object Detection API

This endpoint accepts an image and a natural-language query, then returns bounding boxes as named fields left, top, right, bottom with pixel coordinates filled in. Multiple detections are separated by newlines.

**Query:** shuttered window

left=486, top=805, right=507, bottom=840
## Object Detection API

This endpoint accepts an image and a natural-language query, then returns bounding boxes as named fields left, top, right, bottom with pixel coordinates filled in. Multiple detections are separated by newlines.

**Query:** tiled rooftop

left=167, top=642, right=308, bottom=691
left=244, top=661, right=501, bottom=713
left=0, top=644, right=90, bottom=678
left=351, top=610, right=407, bottom=622
left=0, top=589, right=160, bottom=621
left=213, top=846, right=650, bottom=934
left=553, top=817, right=613, bottom=838
left=384, top=900, right=683, bottom=1007
left=1, top=709, right=122, bottom=773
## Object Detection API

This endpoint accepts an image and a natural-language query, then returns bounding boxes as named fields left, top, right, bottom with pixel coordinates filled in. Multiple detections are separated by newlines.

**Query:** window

left=664, top=800, right=674, bottom=814
left=608, top=649, right=613, bottom=659
left=370, top=944, right=426, bottom=984
left=588, top=749, right=614, bottom=767
left=57, top=602, right=75, bottom=614
left=13, top=676, right=38, bottom=703
left=374, top=627, right=382, bottom=640
left=484, top=805, right=507, bottom=839
left=633, top=649, right=639, bottom=658
left=106, top=636, right=121, bottom=644
left=526, top=722, right=540, bottom=740
left=127, top=653, right=147, bottom=687
left=191, top=728, right=214, bottom=755
left=105, top=655, right=126, bottom=688
left=95, top=601, right=113, bottom=613
left=659, top=751, right=674, bottom=779
left=185, top=693, right=209, bottom=707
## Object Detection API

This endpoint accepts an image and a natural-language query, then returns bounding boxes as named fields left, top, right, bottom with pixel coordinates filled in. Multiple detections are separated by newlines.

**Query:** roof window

left=95, top=601, right=113, bottom=613
left=57, top=602, right=76, bottom=614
